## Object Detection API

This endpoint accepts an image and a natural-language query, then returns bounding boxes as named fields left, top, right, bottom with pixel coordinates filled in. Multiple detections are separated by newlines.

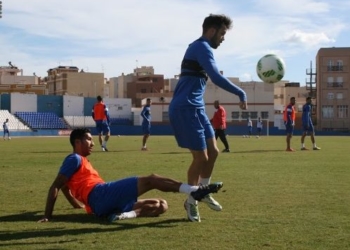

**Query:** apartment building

left=316, top=47, right=350, bottom=131
left=0, top=63, right=46, bottom=95
left=45, top=66, right=104, bottom=97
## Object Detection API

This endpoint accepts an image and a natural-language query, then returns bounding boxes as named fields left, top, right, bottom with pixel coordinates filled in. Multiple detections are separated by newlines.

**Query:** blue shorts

left=257, top=128, right=262, bottom=133
left=88, top=177, right=138, bottom=217
left=248, top=126, right=252, bottom=133
left=142, top=123, right=151, bottom=134
left=285, top=124, right=294, bottom=135
left=303, top=125, right=314, bottom=133
left=3, top=129, right=9, bottom=134
left=95, top=121, right=110, bottom=135
left=169, top=108, right=214, bottom=151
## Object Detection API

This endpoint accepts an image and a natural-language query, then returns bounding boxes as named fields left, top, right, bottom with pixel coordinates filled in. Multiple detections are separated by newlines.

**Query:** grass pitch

left=0, top=135, right=350, bottom=250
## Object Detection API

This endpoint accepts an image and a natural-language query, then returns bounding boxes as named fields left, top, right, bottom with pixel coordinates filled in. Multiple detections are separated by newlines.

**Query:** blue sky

left=0, top=0, right=349, bottom=84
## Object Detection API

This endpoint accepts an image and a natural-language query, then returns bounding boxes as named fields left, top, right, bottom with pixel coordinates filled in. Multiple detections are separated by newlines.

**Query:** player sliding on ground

left=37, top=128, right=223, bottom=223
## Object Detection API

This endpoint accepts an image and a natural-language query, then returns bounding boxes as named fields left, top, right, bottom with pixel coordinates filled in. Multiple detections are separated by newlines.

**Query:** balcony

left=327, top=65, right=344, bottom=71
left=327, top=82, right=344, bottom=88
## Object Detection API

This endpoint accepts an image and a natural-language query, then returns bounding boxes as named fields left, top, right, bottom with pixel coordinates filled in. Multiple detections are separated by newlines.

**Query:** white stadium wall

left=103, top=98, right=131, bottom=118
left=10, top=93, right=37, bottom=113
left=63, top=95, right=84, bottom=116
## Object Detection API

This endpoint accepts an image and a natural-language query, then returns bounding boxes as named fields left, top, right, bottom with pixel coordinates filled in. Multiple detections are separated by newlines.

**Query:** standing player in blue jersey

left=301, top=97, right=321, bottom=150
left=169, top=14, right=247, bottom=222
left=141, top=98, right=152, bottom=151
left=3, top=118, right=10, bottom=140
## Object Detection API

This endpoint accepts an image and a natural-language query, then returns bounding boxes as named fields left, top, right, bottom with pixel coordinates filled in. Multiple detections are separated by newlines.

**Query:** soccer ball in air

left=256, top=54, right=285, bottom=83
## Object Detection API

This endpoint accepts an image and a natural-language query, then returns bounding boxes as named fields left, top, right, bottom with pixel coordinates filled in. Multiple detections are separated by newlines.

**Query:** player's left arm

left=196, top=44, right=247, bottom=105
left=38, top=174, right=68, bottom=223
left=104, top=105, right=110, bottom=124
left=219, top=108, right=225, bottom=129
left=61, top=185, right=85, bottom=209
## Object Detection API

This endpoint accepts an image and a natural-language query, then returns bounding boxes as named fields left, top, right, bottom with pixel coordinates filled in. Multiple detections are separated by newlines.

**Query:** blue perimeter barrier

left=7, top=125, right=349, bottom=137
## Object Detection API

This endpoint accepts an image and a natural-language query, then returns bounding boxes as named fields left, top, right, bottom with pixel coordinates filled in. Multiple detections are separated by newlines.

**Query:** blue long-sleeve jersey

left=170, top=37, right=247, bottom=109
left=302, top=103, right=312, bottom=127
left=141, top=105, right=151, bottom=125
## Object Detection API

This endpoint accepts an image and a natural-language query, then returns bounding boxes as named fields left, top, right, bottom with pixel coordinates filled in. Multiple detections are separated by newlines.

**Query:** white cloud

left=252, top=0, right=330, bottom=15
left=284, top=30, right=335, bottom=47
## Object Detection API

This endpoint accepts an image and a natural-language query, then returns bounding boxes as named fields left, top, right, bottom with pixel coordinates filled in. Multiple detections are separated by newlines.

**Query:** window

left=322, top=105, right=334, bottom=118
left=231, top=111, right=240, bottom=119
left=337, top=76, right=343, bottom=85
left=327, top=93, right=334, bottom=100
left=261, top=112, right=269, bottom=119
left=337, top=105, right=348, bottom=119
left=241, top=112, right=249, bottom=119
left=327, top=60, right=333, bottom=71
left=337, top=60, right=343, bottom=71
left=140, top=88, right=147, bottom=93
left=117, top=106, right=123, bottom=110
left=327, top=76, right=333, bottom=87
left=250, top=112, right=258, bottom=119
left=336, top=93, right=343, bottom=100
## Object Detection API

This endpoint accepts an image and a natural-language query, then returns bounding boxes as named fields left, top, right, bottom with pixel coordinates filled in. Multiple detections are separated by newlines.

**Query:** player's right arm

left=302, top=105, right=309, bottom=127
left=196, top=42, right=247, bottom=109
left=38, top=154, right=81, bottom=222
left=38, top=174, right=68, bottom=222
left=287, top=106, right=294, bottom=126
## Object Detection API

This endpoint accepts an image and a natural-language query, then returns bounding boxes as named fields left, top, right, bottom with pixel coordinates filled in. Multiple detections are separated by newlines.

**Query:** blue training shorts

left=88, top=177, right=138, bottom=217
left=303, top=124, right=314, bottom=133
left=169, top=108, right=214, bottom=151
left=95, top=121, right=110, bottom=135
left=285, top=124, right=294, bottom=135
left=142, top=123, right=151, bottom=135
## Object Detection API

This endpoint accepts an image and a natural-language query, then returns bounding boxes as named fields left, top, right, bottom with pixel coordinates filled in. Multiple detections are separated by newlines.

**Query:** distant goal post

left=228, top=118, right=270, bottom=136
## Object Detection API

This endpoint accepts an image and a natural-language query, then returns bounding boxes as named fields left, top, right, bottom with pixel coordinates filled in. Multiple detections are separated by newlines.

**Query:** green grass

left=1, top=135, right=350, bottom=250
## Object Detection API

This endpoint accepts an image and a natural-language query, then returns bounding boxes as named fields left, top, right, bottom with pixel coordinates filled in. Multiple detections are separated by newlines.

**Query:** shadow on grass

left=25, top=150, right=142, bottom=154
left=0, top=211, right=97, bottom=224
left=233, top=149, right=285, bottom=154
left=23, top=151, right=68, bottom=154
left=0, top=211, right=186, bottom=242
left=160, top=152, right=189, bottom=155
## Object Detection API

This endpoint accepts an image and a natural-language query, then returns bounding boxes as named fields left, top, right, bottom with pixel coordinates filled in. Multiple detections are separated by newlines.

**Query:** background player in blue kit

left=301, top=97, right=321, bottom=150
left=169, top=14, right=247, bottom=222
left=3, top=118, right=10, bottom=140
left=140, top=98, right=152, bottom=151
